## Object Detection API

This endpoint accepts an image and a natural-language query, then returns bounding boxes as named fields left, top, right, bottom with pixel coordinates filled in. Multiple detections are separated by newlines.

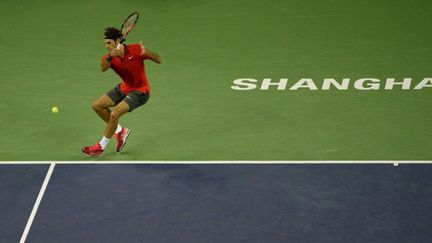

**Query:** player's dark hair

left=104, top=27, right=122, bottom=40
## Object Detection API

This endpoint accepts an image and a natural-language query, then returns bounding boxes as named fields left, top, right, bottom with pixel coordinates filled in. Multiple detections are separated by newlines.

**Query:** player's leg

left=104, top=101, right=130, bottom=139
left=92, top=94, right=115, bottom=123
left=82, top=101, right=128, bottom=157
left=83, top=90, right=149, bottom=156
left=114, top=91, right=150, bottom=152
left=92, top=85, right=125, bottom=123
left=82, top=86, right=125, bottom=157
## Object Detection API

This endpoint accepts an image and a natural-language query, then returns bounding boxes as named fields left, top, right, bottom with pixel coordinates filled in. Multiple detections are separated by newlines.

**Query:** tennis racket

left=117, top=12, right=139, bottom=49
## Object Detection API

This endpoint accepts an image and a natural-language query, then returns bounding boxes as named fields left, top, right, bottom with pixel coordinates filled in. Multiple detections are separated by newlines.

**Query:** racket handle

left=116, top=43, right=121, bottom=49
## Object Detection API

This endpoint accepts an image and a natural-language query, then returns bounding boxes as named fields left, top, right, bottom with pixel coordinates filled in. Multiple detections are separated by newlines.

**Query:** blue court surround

left=1, top=164, right=432, bottom=243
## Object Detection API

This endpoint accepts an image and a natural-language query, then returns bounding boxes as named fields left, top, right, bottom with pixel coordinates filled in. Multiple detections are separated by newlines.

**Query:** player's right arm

left=101, top=49, right=122, bottom=72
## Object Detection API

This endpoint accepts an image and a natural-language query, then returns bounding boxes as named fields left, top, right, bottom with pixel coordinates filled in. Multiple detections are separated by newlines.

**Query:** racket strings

left=121, top=14, right=138, bottom=34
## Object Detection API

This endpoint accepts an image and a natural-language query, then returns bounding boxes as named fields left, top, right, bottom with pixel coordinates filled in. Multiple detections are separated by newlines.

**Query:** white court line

left=19, top=163, right=56, bottom=243
left=1, top=160, right=432, bottom=164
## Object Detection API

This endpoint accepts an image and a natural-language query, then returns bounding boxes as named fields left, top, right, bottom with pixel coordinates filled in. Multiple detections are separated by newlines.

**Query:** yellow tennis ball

left=51, top=107, right=59, bottom=114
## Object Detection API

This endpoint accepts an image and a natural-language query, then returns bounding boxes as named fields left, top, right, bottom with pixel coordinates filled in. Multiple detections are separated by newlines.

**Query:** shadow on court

left=1, top=164, right=432, bottom=243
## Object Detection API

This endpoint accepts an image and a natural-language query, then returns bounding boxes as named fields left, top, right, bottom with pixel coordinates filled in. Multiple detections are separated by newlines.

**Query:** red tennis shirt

left=102, top=44, right=150, bottom=94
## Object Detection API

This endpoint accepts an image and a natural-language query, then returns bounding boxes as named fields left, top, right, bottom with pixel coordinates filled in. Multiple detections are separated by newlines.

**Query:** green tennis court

left=0, top=0, right=431, bottom=161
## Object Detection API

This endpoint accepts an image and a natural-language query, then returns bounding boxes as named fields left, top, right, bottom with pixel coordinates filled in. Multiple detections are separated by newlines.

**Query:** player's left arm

left=140, top=42, right=161, bottom=64
left=145, top=49, right=161, bottom=64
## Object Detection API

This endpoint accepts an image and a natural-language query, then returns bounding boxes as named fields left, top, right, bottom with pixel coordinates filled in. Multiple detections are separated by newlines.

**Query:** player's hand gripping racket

left=117, top=12, right=139, bottom=49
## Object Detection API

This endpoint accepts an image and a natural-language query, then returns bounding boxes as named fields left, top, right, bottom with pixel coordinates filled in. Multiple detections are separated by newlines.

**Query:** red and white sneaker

left=115, top=128, right=131, bottom=152
left=82, top=143, right=104, bottom=157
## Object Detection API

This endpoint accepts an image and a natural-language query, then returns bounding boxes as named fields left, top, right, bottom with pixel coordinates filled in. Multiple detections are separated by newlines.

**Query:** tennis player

left=82, top=27, right=161, bottom=156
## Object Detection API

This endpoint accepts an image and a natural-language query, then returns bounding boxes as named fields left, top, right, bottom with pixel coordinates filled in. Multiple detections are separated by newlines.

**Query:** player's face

left=104, top=39, right=119, bottom=51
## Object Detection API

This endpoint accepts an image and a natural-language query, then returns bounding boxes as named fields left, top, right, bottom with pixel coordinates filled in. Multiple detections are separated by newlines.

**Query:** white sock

left=115, top=124, right=122, bottom=134
left=99, top=136, right=110, bottom=150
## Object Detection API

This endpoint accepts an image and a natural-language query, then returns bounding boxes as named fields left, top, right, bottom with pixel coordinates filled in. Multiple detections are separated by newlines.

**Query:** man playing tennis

left=82, top=27, right=161, bottom=156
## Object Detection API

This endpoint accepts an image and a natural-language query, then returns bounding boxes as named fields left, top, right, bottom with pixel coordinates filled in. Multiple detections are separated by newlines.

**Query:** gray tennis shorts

left=106, top=85, right=150, bottom=112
